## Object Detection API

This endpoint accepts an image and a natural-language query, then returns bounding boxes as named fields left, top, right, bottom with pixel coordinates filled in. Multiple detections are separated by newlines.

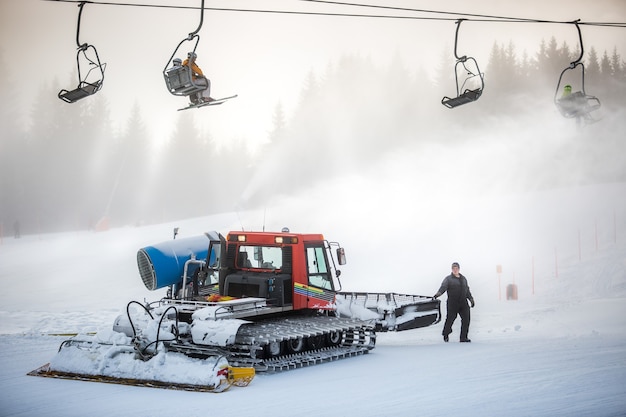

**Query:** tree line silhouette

left=1, top=36, right=624, bottom=235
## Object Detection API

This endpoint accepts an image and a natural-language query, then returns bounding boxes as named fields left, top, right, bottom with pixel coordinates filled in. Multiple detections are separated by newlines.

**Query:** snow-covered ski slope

left=1, top=182, right=625, bottom=417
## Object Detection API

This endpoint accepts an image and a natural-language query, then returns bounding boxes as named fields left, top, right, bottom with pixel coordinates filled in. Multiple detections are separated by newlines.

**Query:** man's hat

left=451, top=262, right=460, bottom=268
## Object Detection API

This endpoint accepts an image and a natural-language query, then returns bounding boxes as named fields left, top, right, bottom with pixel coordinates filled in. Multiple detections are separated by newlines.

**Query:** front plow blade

left=28, top=363, right=254, bottom=392
left=28, top=334, right=254, bottom=392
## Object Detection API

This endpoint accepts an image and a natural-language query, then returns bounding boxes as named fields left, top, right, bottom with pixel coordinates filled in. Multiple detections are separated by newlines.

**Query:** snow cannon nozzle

left=137, top=235, right=212, bottom=291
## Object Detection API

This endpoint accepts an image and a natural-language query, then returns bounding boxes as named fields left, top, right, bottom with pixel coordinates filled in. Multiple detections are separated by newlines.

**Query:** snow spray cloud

left=234, top=66, right=626, bottom=297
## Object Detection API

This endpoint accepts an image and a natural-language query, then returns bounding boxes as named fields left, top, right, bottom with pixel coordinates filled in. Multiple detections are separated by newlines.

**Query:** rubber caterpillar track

left=169, top=315, right=376, bottom=372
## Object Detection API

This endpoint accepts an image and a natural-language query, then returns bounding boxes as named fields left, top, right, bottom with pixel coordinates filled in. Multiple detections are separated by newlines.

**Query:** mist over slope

left=0, top=180, right=624, bottom=417
left=3, top=44, right=625, bottom=234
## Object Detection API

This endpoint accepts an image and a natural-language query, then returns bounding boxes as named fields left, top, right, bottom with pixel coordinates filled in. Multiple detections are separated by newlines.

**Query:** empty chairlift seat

left=57, top=3, right=105, bottom=104
left=442, top=84, right=483, bottom=109
left=59, top=79, right=103, bottom=103
left=440, top=20, right=484, bottom=109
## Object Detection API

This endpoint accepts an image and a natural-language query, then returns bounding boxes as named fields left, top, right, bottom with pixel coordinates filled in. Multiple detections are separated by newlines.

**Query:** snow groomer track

left=170, top=315, right=376, bottom=372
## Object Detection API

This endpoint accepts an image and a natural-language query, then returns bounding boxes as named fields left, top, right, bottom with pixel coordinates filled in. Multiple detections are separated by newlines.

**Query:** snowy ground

left=1, top=183, right=625, bottom=417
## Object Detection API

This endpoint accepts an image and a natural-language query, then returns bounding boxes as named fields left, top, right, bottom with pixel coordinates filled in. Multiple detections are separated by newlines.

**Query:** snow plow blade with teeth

left=28, top=362, right=254, bottom=392
left=28, top=333, right=255, bottom=393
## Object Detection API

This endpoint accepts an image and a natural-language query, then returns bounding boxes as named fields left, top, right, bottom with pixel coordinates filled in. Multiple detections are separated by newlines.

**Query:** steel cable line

left=41, top=0, right=626, bottom=27
left=298, top=0, right=552, bottom=23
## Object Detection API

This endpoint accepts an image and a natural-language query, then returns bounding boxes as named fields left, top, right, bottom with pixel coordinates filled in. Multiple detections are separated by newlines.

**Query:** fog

left=2, top=0, right=625, bottom=140
left=1, top=0, right=625, bottom=236
left=244, top=137, right=626, bottom=298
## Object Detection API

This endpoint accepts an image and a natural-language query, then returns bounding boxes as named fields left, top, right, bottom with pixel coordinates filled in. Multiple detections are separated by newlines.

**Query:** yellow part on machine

left=228, top=366, right=256, bottom=387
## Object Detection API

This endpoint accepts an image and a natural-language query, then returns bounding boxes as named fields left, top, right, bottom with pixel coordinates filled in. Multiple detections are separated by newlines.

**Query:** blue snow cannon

left=136, top=234, right=211, bottom=291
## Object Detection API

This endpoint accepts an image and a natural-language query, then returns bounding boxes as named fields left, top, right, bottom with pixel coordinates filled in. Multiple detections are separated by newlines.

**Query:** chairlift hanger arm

left=75, top=2, right=90, bottom=50
left=58, top=0, right=105, bottom=102
left=441, top=18, right=484, bottom=108
left=162, top=0, right=208, bottom=100
left=453, top=19, right=467, bottom=61
left=188, top=0, right=204, bottom=39
left=554, top=19, right=602, bottom=122
left=74, top=2, right=104, bottom=79
left=163, top=35, right=199, bottom=73
left=162, top=0, right=203, bottom=72
left=554, top=19, right=586, bottom=99
left=570, top=19, right=584, bottom=67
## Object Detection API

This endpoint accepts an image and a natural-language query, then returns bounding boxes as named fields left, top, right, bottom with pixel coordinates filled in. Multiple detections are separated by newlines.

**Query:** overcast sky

left=1, top=0, right=625, bottom=147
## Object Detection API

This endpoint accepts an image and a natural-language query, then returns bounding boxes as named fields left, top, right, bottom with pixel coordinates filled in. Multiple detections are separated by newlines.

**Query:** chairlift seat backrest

left=555, top=91, right=601, bottom=119
left=164, top=65, right=206, bottom=96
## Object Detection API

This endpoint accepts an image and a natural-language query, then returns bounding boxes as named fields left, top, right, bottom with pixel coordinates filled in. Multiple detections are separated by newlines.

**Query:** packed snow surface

left=1, top=183, right=625, bottom=417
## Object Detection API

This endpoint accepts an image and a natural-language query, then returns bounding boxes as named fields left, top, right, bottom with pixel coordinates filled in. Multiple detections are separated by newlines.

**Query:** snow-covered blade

left=336, top=292, right=441, bottom=331
left=28, top=363, right=252, bottom=393
left=28, top=330, right=254, bottom=392
left=27, top=301, right=256, bottom=392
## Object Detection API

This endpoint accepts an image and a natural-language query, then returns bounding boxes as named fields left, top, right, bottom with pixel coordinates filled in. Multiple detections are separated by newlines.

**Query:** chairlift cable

left=300, top=0, right=626, bottom=27
left=298, top=0, right=551, bottom=24
left=41, top=0, right=626, bottom=28
left=40, top=0, right=487, bottom=21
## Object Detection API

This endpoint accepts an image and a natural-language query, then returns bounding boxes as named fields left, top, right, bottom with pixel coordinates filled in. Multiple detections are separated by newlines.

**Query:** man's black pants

left=442, top=302, right=471, bottom=341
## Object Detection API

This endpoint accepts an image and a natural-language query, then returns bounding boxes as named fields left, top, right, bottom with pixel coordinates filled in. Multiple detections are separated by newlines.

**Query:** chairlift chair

left=58, top=2, right=105, bottom=103
left=163, top=0, right=208, bottom=101
left=554, top=20, right=601, bottom=122
left=441, top=19, right=484, bottom=109
left=554, top=67, right=601, bottom=121
left=163, top=35, right=207, bottom=98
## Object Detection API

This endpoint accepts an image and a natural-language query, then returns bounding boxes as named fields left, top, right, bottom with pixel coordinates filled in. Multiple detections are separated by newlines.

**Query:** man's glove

left=433, top=293, right=440, bottom=299
left=470, top=299, right=475, bottom=308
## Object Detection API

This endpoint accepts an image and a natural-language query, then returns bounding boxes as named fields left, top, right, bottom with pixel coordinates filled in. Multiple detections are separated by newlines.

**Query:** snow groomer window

left=306, top=246, right=332, bottom=290
left=238, top=246, right=283, bottom=270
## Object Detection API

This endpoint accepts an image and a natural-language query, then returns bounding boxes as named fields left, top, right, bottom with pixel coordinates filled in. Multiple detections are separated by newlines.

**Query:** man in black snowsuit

left=434, top=262, right=475, bottom=343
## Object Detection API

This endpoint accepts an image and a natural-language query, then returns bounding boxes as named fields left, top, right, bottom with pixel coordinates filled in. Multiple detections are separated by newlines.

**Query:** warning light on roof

left=275, top=236, right=298, bottom=244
